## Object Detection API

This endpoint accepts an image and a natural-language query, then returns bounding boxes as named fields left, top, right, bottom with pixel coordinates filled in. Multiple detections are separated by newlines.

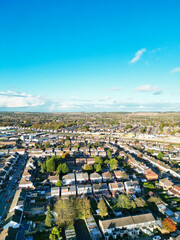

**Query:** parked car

left=153, top=236, right=161, bottom=240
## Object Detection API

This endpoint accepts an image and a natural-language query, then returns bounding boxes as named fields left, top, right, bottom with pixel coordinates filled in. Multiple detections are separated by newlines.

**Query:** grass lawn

left=33, top=231, right=50, bottom=240
left=158, top=192, right=180, bottom=203
left=25, top=214, right=46, bottom=222
left=170, top=206, right=180, bottom=211
left=90, top=199, right=98, bottom=213
left=102, top=196, right=115, bottom=217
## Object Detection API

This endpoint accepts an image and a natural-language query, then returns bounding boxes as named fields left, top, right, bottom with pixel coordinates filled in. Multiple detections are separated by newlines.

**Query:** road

left=0, top=154, right=27, bottom=221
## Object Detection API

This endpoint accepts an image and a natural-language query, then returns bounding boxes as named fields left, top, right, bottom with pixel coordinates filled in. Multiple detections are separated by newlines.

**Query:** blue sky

left=0, top=0, right=180, bottom=112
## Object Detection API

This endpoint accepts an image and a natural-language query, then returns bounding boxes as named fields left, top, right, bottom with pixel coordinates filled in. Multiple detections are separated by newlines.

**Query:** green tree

left=134, top=198, right=146, bottom=208
left=45, top=206, right=53, bottom=228
left=148, top=196, right=161, bottom=205
left=54, top=199, right=75, bottom=227
left=104, top=159, right=110, bottom=166
left=117, top=194, right=131, bottom=209
left=74, top=198, right=91, bottom=219
left=107, top=149, right=112, bottom=160
left=62, top=152, right=70, bottom=159
left=140, top=126, right=147, bottom=133
left=87, top=143, right=91, bottom=148
left=168, top=144, right=174, bottom=151
left=65, top=140, right=70, bottom=148
left=159, top=121, right=164, bottom=132
left=56, top=163, right=69, bottom=175
left=124, top=124, right=132, bottom=130
left=98, top=198, right=108, bottom=218
left=55, top=180, right=62, bottom=187
left=40, top=162, right=46, bottom=173
left=45, top=142, right=50, bottom=149
left=157, top=152, right=163, bottom=160
left=74, top=198, right=84, bottom=219
left=109, top=158, right=118, bottom=170
left=46, top=158, right=56, bottom=172
left=84, top=164, right=93, bottom=173
left=131, top=200, right=136, bottom=209
left=75, top=143, right=80, bottom=148
left=94, top=156, right=103, bottom=165
left=49, top=227, right=62, bottom=240
left=95, top=163, right=102, bottom=173
left=39, top=142, right=44, bottom=150
left=82, top=198, right=91, bottom=218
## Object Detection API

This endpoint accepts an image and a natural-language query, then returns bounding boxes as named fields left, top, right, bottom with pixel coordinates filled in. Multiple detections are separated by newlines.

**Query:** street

left=0, top=154, right=27, bottom=221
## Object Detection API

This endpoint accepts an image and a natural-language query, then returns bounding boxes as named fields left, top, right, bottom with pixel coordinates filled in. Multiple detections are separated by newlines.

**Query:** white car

left=153, top=236, right=161, bottom=240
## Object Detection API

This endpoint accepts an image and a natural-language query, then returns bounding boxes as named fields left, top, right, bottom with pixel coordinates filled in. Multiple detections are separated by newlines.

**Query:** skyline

left=0, top=0, right=180, bottom=112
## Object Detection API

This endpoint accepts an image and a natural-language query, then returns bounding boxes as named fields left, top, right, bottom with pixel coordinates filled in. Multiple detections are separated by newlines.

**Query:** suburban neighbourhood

left=0, top=112, right=180, bottom=239
left=0, top=0, right=180, bottom=239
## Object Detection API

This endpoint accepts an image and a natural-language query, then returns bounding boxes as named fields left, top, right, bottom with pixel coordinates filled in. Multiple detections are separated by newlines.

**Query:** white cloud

left=117, top=105, right=125, bottom=109
left=135, top=84, right=161, bottom=94
left=59, top=103, right=80, bottom=110
left=99, top=96, right=111, bottom=102
left=137, top=105, right=146, bottom=109
left=109, top=87, right=122, bottom=91
left=1, top=90, right=179, bottom=112
left=129, top=48, right=146, bottom=64
left=171, top=67, right=180, bottom=74
left=0, top=91, right=45, bottom=108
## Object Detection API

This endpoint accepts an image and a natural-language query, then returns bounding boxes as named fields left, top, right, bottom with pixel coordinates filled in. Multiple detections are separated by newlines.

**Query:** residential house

left=99, top=213, right=157, bottom=239
left=169, top=235, right=180, bottom=240
left=27, top=206, right=45, bottom=216
left=51, top=186, right=60, bottom=197
left=124, top=180, right=141, bottom=194
left=9, top=189, right=25, bottom=213
left=114, top=170, right=127, bottom=180
left=90, top=172, right=102, bottom=183
left=92, top=183, right=110, bottom=198
left=77, top=184, right=92, bottom=196
left=144, top=169, right=158, bottom=181
left=90, top=149, right=99, bottom=157
left=157, top=204, right=174, bottom=218
left=0, top=226, right=18, bottom=240
left=61, top=185, right=76, bottom=198
left=97, top=147, right=105, bottom=152
left=86, top=158, right=95, bottom=164
left=48, top=174, right=59, bottom=184
left=108, top=181, right=124, bottom=195
left=159, top=178, right=174, bottom=190
left=102, top=171, right=114, bottom=182
left=75, top=158, right=87, bottom=166
left=86, top=216, right=103, bottom=240
left=76, top=172, right=89, bottom=184
left=19, top=167, right=34, bottom=189
left=172, top=212, right=180, bottom=224
left=55, top=150, right=63, bottom=156
left=65, top=227, right=77, bottom=240
left=168, top=184, right=180, bottom=197
left=62, top=173, right=75, bottom=185
left=3, top=209, right=23, bottom=230
left=99, top=151, right=106, bottom=157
